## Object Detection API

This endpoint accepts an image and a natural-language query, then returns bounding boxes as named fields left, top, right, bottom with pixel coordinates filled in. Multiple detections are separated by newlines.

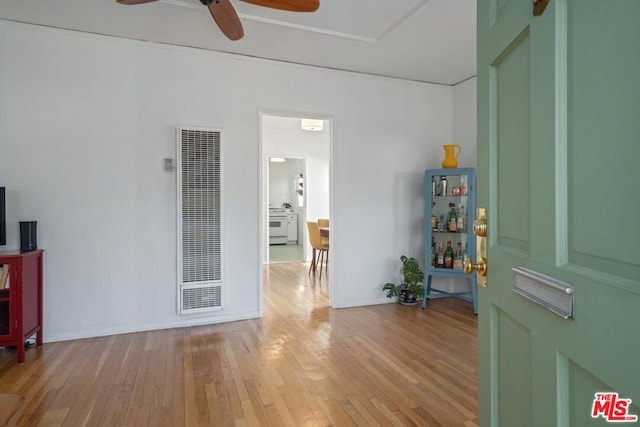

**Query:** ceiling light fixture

left=301, top=118, right=324, bottom=131
left=270, top=157, right=286, bottom=163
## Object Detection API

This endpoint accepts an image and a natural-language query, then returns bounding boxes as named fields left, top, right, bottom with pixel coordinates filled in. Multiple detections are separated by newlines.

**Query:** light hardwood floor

left=0, top=263, right=478, bottom=426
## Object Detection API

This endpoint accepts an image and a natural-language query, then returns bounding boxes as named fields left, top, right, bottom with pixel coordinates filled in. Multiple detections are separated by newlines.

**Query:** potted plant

left=383, top=255, right=425, bottom=305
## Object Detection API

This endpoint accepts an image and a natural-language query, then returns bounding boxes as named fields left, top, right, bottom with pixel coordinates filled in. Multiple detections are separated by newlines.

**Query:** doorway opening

left=268, top=156, right=305, bottom=263
left=260, top=112, right=331, bottom=268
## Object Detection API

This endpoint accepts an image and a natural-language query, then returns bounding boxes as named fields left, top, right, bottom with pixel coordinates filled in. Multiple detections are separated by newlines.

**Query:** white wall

left=453, top=78, right=477, bottom=169
left=0, top=20, right=458, bottom=341
left=268, top=158, right=303, bottom=209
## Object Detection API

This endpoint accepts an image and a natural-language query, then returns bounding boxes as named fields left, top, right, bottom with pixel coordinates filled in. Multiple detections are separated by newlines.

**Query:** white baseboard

left=43, top=310, right=261, bottom=343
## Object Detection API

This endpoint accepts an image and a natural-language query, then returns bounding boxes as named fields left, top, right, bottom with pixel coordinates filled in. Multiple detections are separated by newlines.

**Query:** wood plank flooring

left=0, top=263, right=478, bottom=426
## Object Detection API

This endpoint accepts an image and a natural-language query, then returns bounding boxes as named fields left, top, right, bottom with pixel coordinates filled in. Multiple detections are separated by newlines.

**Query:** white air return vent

left=177, top=126, right=223, bottom=314
left=181, top=283, right=222, bottom=312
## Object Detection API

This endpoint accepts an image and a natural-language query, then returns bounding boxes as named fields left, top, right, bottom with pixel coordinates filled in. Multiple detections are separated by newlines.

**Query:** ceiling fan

left=116, top=0, right=320, bottom=41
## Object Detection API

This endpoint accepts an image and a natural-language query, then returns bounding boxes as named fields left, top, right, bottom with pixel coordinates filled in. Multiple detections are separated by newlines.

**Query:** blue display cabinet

left=423, top=167, right=477, bottom=314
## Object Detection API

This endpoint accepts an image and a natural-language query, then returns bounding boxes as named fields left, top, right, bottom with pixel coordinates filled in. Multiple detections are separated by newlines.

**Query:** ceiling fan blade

left=240, top=0, right=319, bottom=12
left=116, top=0, right=159, bottom=4
left=208, top=0, right=244, bottom=41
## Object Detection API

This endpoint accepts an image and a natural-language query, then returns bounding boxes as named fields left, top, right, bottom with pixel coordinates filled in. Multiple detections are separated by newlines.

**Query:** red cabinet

left=0, top=249, right=43, bottom=363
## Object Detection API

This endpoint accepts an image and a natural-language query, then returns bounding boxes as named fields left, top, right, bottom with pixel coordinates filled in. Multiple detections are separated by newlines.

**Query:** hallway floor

left=269, top=243, right=304, bottom=263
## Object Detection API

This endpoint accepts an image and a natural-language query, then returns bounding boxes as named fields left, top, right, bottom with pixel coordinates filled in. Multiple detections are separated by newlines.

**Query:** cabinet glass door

left=430, top=173, right=471, bottom=269
left=426, top=168, right=476, bottom=274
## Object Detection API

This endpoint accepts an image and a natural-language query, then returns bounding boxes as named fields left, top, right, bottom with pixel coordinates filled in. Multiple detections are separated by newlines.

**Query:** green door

left=476, top=1, right=640, bottom=425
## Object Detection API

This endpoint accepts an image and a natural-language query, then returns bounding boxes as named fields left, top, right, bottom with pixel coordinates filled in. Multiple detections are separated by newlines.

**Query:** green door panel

left=567, top=1, right=640, bottom=281
left=477, top=0, right=640, bottom=426
left=494, top=30, right=531, bottom=253
left=496, top=309, right=532, bottom=426
left=566, top=358, right=640, bottom=427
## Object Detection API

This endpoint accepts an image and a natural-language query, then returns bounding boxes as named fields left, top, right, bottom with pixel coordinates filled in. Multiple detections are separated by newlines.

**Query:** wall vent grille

left=177, top=126, right=223, bottom=314
left=181, top=283, right=222, bottom=313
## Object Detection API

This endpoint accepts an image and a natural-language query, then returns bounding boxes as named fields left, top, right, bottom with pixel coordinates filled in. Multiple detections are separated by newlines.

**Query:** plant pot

left=399, top=289, right=417, bottom=305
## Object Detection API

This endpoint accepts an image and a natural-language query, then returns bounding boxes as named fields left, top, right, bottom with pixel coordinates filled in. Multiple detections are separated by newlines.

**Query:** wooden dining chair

left=317, top=218, right=329, bottom=246
left=307, top=221, right=329, bottom=278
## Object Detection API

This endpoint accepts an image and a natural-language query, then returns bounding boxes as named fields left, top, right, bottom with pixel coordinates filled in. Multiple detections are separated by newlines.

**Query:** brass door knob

left=472, top=216, right=487, bottom=237
left=463, top=256, right=487, bottom=277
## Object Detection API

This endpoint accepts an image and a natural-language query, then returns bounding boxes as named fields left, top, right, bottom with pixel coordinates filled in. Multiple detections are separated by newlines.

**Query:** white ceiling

left=0, top=0, right=476, bottom=85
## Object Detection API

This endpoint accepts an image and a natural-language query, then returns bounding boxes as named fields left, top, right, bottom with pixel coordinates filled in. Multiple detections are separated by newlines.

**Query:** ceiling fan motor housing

left=199, top=0, right=217, bottom=6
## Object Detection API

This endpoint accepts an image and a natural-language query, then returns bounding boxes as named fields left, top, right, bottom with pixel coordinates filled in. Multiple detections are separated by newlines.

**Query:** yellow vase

left=441, top=144, right=461, bottom=168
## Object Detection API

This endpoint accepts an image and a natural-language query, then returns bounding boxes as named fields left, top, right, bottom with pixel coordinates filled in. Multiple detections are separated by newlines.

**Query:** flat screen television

left=0, top=187, right=5, bottom=246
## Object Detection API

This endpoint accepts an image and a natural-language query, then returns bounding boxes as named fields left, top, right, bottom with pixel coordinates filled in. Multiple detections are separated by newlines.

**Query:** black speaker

left=19, top=221, right=37, bottom=252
